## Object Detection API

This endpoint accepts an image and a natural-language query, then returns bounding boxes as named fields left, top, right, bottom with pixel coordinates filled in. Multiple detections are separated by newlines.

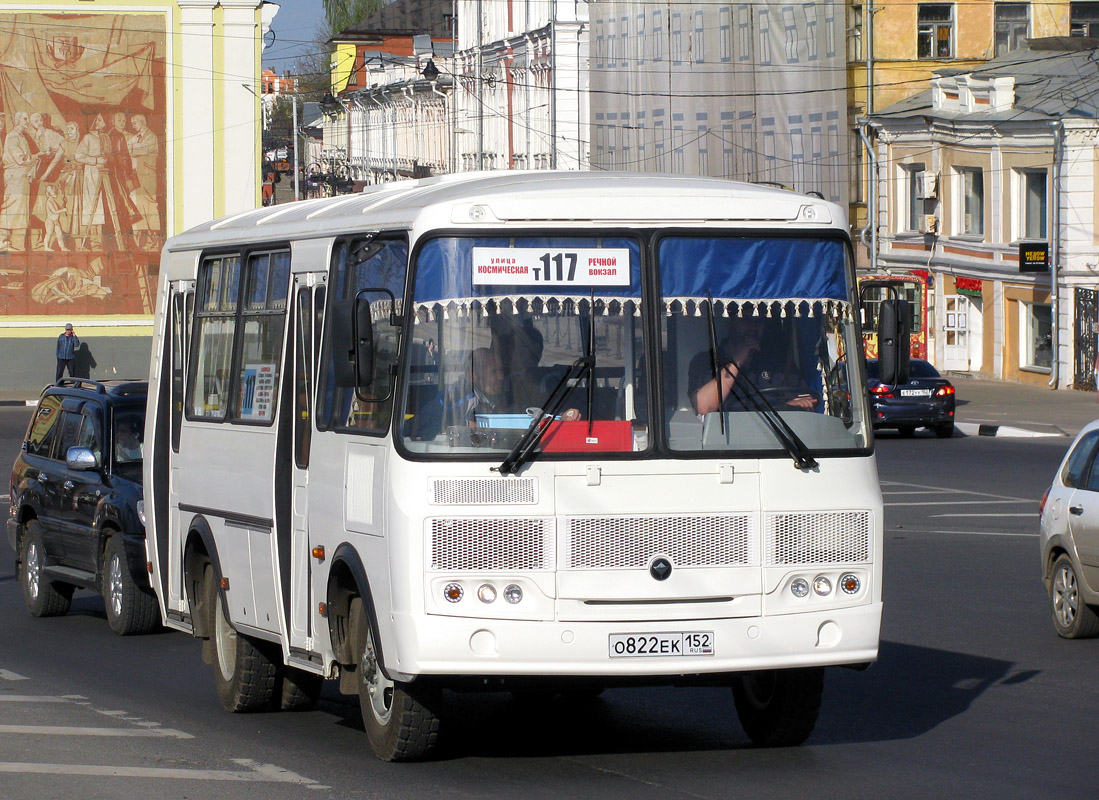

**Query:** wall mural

left=0, top=13, right=165, bottom=316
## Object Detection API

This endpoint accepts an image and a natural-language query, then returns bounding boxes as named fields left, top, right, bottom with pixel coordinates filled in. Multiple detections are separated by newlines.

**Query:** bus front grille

left=430, top=477, right=538, bottom=505
left=429, top=517, right=555, bottom=571
left=763, top=511, right=872, bottom=565
left=563, top=514, right=757, bottom=570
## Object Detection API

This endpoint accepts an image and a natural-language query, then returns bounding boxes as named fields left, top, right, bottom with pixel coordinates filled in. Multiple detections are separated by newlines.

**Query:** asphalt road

left=1, top=405, right=1093, bottom=799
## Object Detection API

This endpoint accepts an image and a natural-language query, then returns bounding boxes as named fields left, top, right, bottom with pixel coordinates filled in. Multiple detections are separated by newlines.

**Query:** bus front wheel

left=355, top=611, right=441, bottom=761
left=203, top=566, right=277, bottom=712
left=732, top=667, right=824, bottom=747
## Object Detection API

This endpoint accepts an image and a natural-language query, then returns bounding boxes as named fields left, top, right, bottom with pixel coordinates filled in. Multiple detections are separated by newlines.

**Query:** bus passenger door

left=287, top=275, right=325, bottom=656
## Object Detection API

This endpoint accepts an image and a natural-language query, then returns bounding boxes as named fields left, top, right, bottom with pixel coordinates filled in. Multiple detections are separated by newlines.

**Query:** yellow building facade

left=0, top=0, right=275, bottom=394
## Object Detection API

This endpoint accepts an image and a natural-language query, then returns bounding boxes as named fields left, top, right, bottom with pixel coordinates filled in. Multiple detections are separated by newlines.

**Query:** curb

left=955, top=422, right=1065, bottom=438
left=0, top=400, right=36, bottom=407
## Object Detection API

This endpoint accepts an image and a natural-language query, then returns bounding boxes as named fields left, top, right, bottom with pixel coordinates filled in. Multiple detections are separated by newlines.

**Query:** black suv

left=7, top=379, right=159, bottom=635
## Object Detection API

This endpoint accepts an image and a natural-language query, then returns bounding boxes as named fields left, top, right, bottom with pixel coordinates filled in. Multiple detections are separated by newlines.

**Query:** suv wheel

left=20, top=520, right=73, bottom=617
left=102, top=535, right=160, bottom=636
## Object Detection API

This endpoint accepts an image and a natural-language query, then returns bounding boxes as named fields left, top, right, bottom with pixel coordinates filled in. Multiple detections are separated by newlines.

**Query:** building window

left=957, top=166, right=984, bottom=236
left=695, top=10, right=705, bottom=63
left=719, top=7, right=732, bottom=62
left=903, top=164, right=926, bottom=232
left=995, top=3, right=1029, bottom=55
left=1022, top=302, right=1052, bottom=370
left=1018, top=169, right=1048, bottom=240
left=672, top=12, right=683, bottom=64
left=1071, top=2, right=1099, bottom=35
left=653, top=9, right=663, bottom=61
left=918, top=4, right=954, bottom=58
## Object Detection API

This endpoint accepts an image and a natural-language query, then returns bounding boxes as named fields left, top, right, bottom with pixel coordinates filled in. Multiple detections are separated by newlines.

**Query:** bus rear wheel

left=356, top=613, right=440, bottom=761
left=203, top=567, right=277, bottom=712
left=732, top=667, right=824, bottom=747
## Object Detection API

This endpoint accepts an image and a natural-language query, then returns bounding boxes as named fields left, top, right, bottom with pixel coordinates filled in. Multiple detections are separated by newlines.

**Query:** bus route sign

left=472, top=247, right=631, bottom=286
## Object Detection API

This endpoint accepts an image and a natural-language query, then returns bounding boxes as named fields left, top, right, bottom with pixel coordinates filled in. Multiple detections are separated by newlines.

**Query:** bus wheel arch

left=182, top=517, right=219, bottom=640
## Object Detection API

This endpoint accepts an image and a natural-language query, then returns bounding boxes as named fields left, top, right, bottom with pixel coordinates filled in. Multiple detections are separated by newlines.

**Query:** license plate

left=900, top=389, right=932, bottom=397
left=608, top=632, right=714, bottom=658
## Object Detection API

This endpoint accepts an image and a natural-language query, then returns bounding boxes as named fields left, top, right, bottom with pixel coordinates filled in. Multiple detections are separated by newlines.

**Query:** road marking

left=0, top=670, right=29, bottom=681
left=0, top=760, right=326, bottom=787
left=890, top=528, right=1038, bottom=538
left=930, top=513, right=1036, bottom=518
left=880, top=480, right=1033, bottom=502
left=885, top=499, right=1032, bottom=507
left=0, top=696, right=69, bottom=703
left=0, top=725, right=192, bottom=738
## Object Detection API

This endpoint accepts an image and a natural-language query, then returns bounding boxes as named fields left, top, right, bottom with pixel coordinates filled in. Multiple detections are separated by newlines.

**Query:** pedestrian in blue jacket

left=55, top=322, right=80, bottom=383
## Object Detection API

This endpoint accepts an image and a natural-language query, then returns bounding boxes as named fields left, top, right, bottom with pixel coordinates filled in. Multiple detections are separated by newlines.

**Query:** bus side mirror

left=353, top=294, right=376, bottom=387
left=877, top=298, right=911, bottom=385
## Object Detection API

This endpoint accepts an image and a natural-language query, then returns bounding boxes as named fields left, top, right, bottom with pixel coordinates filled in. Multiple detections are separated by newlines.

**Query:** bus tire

left=356, top=612, right=441, bottom=761
left=20, top=521, right=73, bottom=618
left=204, top=567, right=277, bottom=712
left=276, top=666, right=324, bottom=711
left=103, top=535, right=160, bottom=636
left=732, top=667, right=824, bottom=747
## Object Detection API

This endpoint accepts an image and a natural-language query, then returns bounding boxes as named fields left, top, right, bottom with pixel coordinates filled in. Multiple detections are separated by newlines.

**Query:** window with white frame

left=1021, top=302, right=1052, bottom=370
left=956, top=166, right=984, bottom=236
left=918, top=4, right=954, bottom=58
left=902, top=163, right=926, bottom=232
left=636, top=12, right=645, bottom=64
left=694, top=10, right=705, bottom=62
left=672, top=12, right=683, bottom=63
left=995, top=3, right=1029, bottom=56
left=1016, top=168, right=1048, bottom=240
left=653, top=9, right=664, bottom=61
left=720, top=7, right=732, bottom=61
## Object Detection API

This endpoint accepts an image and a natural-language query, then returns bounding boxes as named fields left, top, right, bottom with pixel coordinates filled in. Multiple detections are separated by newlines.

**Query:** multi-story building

left=868, top=38, right=1099, bottom=388
left=849, top=0, right=1080, bottom=258
left=325, top=0, right=454, bottom=184
left=588, top=0, right=848, bottom=205
left=0, top=0, right=276, bottom=393
left=453, top=0, right=590, bottom=171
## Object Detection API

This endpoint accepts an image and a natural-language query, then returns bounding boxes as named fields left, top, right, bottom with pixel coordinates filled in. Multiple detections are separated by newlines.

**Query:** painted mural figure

left=57, top=122, right=83, bottom=241
left=128, top=113, right=159, bottom=251
left=0, top=112, right=42, bottom=251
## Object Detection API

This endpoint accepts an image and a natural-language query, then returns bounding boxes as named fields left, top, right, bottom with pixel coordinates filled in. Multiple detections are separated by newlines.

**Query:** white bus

left=145, top=172, right=896, bottom=761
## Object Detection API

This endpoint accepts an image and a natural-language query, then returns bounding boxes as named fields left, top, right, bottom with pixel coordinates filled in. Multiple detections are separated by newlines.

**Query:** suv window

left=26, top=395, right=63, bottom=457
left=113, top=408, right=144, bottom=465
left=76, top=411, right=103, bottom=464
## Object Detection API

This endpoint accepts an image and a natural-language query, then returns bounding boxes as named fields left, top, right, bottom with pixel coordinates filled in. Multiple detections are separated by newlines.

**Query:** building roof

left=335, top=0, right=452, bottom=39
left=872, top=38, right=1099, bottom=124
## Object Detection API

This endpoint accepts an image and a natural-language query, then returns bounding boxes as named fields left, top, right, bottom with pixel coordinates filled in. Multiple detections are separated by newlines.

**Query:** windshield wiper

left=722, top=363, right=819, bottom=470
left=494, top=355, right=594, bottom=475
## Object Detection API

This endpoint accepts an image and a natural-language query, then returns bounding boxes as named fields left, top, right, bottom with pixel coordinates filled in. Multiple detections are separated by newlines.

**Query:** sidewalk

left=949, top=374, right=1099, bottom=438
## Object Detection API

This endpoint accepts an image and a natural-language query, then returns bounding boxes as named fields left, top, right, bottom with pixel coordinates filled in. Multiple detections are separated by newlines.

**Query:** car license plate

left=900, top=388, right=932, bottom=397
left=608, top=632, right=714, bottom=658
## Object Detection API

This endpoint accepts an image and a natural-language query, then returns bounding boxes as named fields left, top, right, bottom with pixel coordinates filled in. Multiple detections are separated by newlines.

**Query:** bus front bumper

left=384, top=603, right=881, bottom=680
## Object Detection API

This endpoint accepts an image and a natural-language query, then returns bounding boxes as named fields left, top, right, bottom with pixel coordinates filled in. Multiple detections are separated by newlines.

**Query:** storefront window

left=1023, top=302, right=1052, bottom=370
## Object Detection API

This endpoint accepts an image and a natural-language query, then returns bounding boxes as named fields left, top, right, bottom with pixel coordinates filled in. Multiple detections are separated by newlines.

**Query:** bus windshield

left=658, top=235, right=869, bottom=454
left=399, top=232, right=869, bottom=458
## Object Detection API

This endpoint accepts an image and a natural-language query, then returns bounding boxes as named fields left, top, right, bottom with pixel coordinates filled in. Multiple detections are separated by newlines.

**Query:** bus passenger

left=689, top=314, right=819, bottom=415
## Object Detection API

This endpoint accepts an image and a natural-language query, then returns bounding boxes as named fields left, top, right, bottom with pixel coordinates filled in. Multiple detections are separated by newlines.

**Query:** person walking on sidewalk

left=55, top=322, right=80, bottom=383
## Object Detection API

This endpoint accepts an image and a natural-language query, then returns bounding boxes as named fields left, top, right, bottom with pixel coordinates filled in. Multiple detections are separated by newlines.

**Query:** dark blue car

left=866, top=358, right=956, bottom=438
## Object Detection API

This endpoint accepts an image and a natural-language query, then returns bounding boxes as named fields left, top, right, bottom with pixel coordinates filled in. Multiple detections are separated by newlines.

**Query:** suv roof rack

left=52, top=378, right=147, bottom=397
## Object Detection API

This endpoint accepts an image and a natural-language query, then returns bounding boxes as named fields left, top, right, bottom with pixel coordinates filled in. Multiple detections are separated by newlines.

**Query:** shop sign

left=955, top=276, right=982, bottom=297
left=1019, top=242, right=1049, bottom=273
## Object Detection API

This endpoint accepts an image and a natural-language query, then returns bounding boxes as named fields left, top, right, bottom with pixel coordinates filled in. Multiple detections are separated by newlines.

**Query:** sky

left=263, top=0, right=327, bottom=71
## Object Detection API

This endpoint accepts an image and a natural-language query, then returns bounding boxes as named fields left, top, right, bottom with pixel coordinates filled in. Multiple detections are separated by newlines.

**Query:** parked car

left=1040, top=420, right=1099, bottom=638
left=6, top=379, right=158, bottom=635
left=865, top=358, right=956, bottom=438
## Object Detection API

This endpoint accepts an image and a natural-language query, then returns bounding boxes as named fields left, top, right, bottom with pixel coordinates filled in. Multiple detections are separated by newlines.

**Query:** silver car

left=1040, top=420, right=1099, bottom=638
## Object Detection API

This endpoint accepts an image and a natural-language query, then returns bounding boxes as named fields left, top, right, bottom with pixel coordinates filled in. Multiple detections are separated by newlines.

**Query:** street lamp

left=421, top=59, right=440, bottom=82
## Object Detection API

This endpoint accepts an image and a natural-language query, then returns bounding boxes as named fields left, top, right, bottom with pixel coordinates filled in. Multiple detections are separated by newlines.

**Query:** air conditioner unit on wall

left=916, top=171, right=938, bottom=200
left=918, top=214, right=938, bottom=234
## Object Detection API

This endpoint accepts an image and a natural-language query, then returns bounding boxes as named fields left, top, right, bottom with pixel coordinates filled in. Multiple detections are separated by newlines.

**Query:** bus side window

left=319, top=236, right=407, bottom=435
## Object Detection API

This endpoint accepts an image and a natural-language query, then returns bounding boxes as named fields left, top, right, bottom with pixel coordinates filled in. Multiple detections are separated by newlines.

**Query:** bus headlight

left=443, top=583, right=464, bottom=603
left=503, top=584, right=523, bottom=604
left=790, top=578, right=810, bottom=598
left=477, top=584, right=497, bottom=603
left=813, top=576, right=832, bottom=596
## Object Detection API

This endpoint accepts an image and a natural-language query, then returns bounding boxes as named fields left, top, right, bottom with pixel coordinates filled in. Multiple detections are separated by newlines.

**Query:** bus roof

left=165, top=171, right=846, bottom=251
